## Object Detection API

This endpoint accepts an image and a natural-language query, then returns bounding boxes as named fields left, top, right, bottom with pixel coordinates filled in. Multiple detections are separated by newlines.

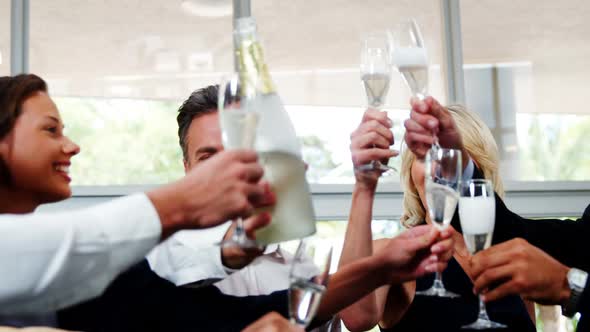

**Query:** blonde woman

left=338, top=98, right=535, bottom=331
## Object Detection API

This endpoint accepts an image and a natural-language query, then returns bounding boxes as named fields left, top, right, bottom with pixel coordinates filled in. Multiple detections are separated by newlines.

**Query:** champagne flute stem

left=477, top=294, right=492, bottom=321
left=289, top=318, right=307, bottom=328
left=433, top=271, right=444, bottom=289
left=415, top=93, right=440, bottom=149
left=234, top=217, right=246, bottom=241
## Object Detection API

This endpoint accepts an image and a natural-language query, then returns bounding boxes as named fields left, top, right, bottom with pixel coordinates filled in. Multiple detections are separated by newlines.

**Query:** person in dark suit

left=404, top=95, right=589, bottom=330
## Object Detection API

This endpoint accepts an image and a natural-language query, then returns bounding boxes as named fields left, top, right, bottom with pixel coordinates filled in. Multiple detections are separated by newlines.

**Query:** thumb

left=243, top=212, right=272, bottom=238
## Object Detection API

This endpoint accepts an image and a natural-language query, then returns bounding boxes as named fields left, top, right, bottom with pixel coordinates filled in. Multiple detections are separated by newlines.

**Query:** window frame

left=7, top=0, right=588, bottom=220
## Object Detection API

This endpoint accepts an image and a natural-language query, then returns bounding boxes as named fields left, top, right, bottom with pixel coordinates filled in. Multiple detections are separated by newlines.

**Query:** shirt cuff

left=462, top=157, right=475, bottom=182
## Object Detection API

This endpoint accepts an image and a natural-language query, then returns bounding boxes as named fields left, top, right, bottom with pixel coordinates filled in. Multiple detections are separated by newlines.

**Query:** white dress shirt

left=0, top=194, right=161, bottom=315
left=147, top=223, right=232, bottom=286
left=148, top=227, right=318, bottom=296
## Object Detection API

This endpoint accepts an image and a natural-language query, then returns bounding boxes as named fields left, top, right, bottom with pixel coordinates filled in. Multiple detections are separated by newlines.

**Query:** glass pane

left=461, top=0, right=590, bottom=181
left=56, top=97, right=184, bottom=185
left=0, top=0, right=9, bottom=75
left=30, top=0, right=444, bottom=185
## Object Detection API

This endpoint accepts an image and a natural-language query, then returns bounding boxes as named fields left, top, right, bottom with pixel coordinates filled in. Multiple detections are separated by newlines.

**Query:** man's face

left=183, top=111, right=223, bottom=172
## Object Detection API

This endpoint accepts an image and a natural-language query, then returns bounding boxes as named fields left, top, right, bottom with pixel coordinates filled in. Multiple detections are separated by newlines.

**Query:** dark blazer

left=451, top=166, right=590, bottom=330
left=58, top=259, right=288, bottom=332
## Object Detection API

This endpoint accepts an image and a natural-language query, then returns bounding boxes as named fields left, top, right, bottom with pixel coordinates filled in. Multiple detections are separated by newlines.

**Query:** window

left=30, top=0, right=446, bottom=185
left=0, top=0, right=9, bottom=75
left=461, top=0, right=590, bottom=181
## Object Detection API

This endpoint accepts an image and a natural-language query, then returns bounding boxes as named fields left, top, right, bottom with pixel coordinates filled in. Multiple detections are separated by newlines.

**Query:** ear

left=183, top=159, right=190, bottom=173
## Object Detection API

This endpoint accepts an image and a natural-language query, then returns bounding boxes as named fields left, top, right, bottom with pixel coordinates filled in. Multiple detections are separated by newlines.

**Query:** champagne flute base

left=356, top=161, right=397, bottom=175
left=415, top=286, right=459, bottom=298
left=216, top=237, right=263, bottom=250
left=461, top=318, right=507, bottom=330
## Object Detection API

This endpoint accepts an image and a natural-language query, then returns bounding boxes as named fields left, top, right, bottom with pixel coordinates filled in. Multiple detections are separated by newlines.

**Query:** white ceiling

left=1, top=0, right=589, bottom=113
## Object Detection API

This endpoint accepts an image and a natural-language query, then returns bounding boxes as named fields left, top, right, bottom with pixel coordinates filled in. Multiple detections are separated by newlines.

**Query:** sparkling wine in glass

left=459, top=179, right=506, bottom=329
left=391, top=19, right=428, bottom=99
left=391, top=19, right=439, bottom=149
left=357, top=31, right=397, bottom=174
left=416, top=147, right=461, bottom=298
left=288, top=238, right=333, bottom=328
left=217, top=73, right=261, bottom=249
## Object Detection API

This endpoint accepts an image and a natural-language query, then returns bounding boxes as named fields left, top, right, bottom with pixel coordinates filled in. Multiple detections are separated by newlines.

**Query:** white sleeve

left=147, top=222, right=232, bottom=286
left=0, top=193, right=161, bottom=314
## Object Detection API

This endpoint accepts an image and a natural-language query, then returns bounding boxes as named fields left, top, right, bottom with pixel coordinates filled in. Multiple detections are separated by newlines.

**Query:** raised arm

left=337, top=109, right=396, bottom=330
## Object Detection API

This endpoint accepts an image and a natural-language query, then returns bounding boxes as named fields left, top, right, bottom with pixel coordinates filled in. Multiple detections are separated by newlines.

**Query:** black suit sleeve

left=59, top=259, right=289, bottom=332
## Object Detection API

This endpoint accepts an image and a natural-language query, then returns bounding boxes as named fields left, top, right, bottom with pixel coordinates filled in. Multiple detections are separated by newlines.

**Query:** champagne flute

left=416, top=147, right=461, bottom=298
left=357, top=31, right=397, bottom=174
left=459, top=179, right=506, bottom=329
left=288, top=237, right=333, bottom=328
left=391, top=19, right=440, bottom=150
left=217, top=73, right=261, bottom=249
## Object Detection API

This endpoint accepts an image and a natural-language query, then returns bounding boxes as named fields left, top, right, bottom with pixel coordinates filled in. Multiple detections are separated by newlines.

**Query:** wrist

left=371, top=251, right=394, bottom=286
left=354, top=181, right=377, bottom=194
left=561, top=267, right=588, bottom=317
left=559, top=266, right=572, bottom=304
left=147, top=183, right=188, bottom=239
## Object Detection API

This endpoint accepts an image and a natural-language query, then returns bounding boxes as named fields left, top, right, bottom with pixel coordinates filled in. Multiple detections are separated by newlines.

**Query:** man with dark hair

left=147, top=85, right=270, bottom=287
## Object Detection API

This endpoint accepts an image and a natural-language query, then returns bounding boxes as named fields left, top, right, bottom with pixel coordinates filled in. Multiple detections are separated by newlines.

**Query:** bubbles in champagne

left=459, top=197, right=495, bottom=253
left=361, top=73, right=391, bottom=109
left=393, top=47, right=429, bottom=98
left=425, top=181, right=459, bottom=227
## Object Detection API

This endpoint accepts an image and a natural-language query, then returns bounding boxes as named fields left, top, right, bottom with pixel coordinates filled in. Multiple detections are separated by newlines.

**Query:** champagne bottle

left=234, top=17, right=316, bottom=244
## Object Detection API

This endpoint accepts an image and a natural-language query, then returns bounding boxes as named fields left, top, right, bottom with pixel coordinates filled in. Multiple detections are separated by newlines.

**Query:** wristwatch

left=562, top=268, right=588, bottom=317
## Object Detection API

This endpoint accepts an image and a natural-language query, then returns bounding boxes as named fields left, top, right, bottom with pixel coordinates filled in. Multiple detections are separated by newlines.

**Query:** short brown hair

left=177, top=85, right=218, bottom=161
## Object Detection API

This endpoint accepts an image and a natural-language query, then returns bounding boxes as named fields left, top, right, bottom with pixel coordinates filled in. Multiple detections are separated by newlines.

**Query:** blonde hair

left=400, top=104, right=504, bottom=228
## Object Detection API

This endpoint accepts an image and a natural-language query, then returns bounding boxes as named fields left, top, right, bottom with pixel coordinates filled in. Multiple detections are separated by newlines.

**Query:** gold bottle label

left=236, top=39, right=275, bottom=96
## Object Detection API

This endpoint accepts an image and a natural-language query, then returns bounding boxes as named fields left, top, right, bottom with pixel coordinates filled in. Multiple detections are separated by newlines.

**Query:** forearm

left=337, top=183, right=380, bottom=328
left=0, top=194, right=161, bottom=314
left=339, top=183, right=376, bottom=266
left=318, top=255, right=387, bottom=330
